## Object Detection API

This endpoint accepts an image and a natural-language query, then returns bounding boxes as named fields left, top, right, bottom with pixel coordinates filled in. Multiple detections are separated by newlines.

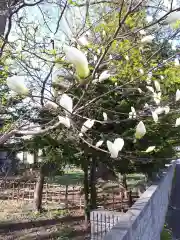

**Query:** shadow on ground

left=0, top=215, right=89, bottom=240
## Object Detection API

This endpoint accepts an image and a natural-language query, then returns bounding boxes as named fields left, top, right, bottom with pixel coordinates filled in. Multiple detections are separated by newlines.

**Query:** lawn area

left=46, top=171, right=146, bottom=190
left=46, top=171, right=84, bottom=185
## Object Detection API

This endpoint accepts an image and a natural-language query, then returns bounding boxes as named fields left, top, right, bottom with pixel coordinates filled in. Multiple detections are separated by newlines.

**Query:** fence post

left=65, top=185, right=68, bottom=209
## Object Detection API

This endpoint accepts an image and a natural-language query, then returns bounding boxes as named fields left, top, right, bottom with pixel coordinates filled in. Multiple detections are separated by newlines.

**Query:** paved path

left=166, top=160, right=180, bottom=240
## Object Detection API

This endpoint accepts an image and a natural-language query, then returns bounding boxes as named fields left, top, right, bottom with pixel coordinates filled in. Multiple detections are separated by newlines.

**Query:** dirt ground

left=0, top=200, right=89, bottom=240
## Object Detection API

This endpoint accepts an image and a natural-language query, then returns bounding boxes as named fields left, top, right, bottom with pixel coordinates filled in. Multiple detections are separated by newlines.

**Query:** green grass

left=47, top=171, right=147, bottom=188
left=46, top=171, right=84, bottom=185
left=161, top=226, right=172, bottom=240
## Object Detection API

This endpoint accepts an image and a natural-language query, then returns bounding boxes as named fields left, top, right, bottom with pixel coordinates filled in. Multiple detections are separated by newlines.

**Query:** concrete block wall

left=90, top=162, right=176, bottom=240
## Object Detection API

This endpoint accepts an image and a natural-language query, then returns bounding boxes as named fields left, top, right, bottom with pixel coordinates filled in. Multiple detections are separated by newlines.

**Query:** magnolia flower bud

left=103, top=112, right=108, bottom=121
left=139, top=68, right=144, bottom=75
left=99, top=70, right=110, bottom=82
left=153, top=92, right=161, bottom=105
left=176, top=89, right=180, bottom=101
left=154, top=80, right=161, bottom=92
left=80, top=119, right=95, bottom=135
left=138, top=88, right=142, bottom=93
left=160, top=75, right=164, bottom=80
left=60, top=94, right=73, bottom=114
left=129, top=107, right=136, bottom=119
left=146, top=86, right=155, bottom=93
left=7, top=76, right=29, bottom=95
left=145, top=146, right=155, bottom=153
left=174, top=58, right=179, bottom=66
left=175, top=118, right=180, bottom=127
left=107, top=138, right=124, bottom=158
left=96, top=140, right=104, bottom=148
left=64, top=46, right=89, bottom=79
left=135, top=121, right=146, bottom=139
left=152, top=111, right=158, bottom=123
left=125, top=55, right=129, bottom=61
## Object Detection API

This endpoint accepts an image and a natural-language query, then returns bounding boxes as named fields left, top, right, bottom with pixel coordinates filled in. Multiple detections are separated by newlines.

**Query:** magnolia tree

left=1, top=0, right=180, bottom=213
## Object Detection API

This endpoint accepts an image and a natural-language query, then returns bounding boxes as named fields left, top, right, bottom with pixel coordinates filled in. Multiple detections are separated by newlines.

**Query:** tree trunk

left=90, top=158, right=97, bottom=210
left=33, top=151, right=38, bottom=168
left=82, top=161, right=89, bottom=226
left=122, top=174, right=128, bottom=190
left=34, top=167, right=44, bottom=212
left=0, top=14, right=7, bottom=35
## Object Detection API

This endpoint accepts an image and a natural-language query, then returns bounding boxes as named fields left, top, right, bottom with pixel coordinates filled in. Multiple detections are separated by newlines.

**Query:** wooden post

left=65, top=185, right=68, bottom=209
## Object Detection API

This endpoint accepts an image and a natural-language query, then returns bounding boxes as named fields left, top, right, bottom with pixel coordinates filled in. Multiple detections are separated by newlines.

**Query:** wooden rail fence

left=0, top=180, right=139, bottom=211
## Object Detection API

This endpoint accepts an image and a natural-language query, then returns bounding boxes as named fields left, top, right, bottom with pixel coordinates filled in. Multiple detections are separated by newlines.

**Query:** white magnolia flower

left=141, top=35, right=154, bottom=43
left=172, top=44, right=177, bottom=51
left=174, top=58, right=179, bottom=66
left=80, top=119, right=95, bottom=134
left=154, top=107, right=165, bottom=115
left=164, top=106, right=170, bottom=114
left=147, top=72, right=152, bottom=82
left=144, top=103, right=149, bottom=109
left=160, top=75, right=164, bottom=80
left=109, top=55, right=113, bottom=60
left=64, top=46, right=89, bottom=78
left=153, top=92, right=161, bottom=105
left=102, top=30, right=106, bottom=36
left=58, top=116, right=71, bottom=128
left=45, top=101, right=58, bottom=110
left=103, top=112, right=108, bottom=121
left=125, top=55, right=129, bottom=61
left=139, top=68, right=144, bottom=75
left=146, top=15, right=153, bottom=23
left=138, top=88, right=142, bottom=93
left=7, top=76, right=29, bottom=95
left=154, top=80, right=161, bottom=92
left=139, top=29, right=146, bottom=35
left=176, top=89, right=180, bottom=101
left=152, top=111, right=158, bottom=123
left=107, top=138, right=124, bottom=158
left=94, top=55, right=98, bottom=62
left=175, top=118, right=180, bottom=127
left=146, top=86, right=155, bottom=93
left=131, top=107, right=136, bottom=113
left=162, top=11, right=180, bottom=25
left=77, top=36, right=89, bottom=46
left=99, top=70, right=110, bottom=82
left=60, top=94, right=73, bottom=113
left=96, top=140, right=104, bottom=148
left=129, top=107, right=136, bottom=119
left=135, top=121, right=146, bottom=139
left=145, top=146, right=156, bottom=153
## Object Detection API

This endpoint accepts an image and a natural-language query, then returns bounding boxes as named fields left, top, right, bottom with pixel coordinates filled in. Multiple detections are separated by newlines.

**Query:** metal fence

left=90, top=210, right=125, bottom=240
